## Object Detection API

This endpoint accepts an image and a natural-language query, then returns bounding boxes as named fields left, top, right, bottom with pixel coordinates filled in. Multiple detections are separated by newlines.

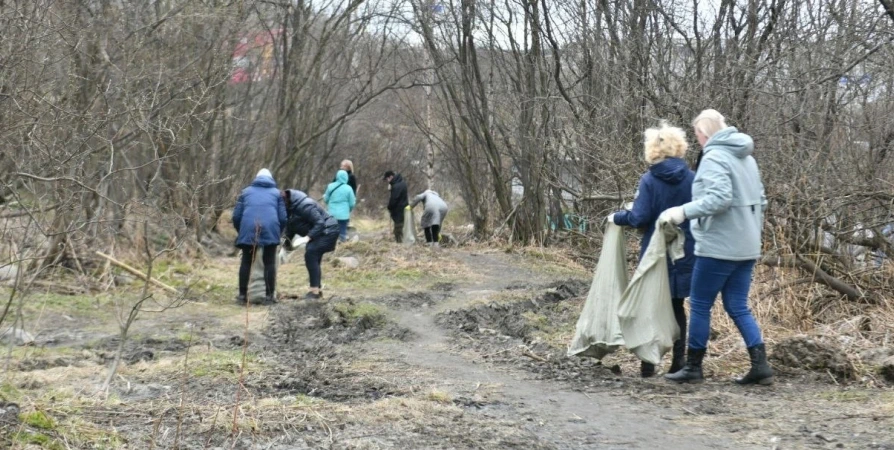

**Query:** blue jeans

left=337, top=220, right=349, bottom=242
left=689, top=257, right=764, bottom=350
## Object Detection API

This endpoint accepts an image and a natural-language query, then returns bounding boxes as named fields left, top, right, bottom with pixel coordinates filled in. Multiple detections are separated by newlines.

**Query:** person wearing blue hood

left=324, top=169, right=357, bottom=242
left=662, top=109, right=773, bottom=386
left=232, top=168, right=288, bottom=305
left=608, top=122, right=696, bottom=378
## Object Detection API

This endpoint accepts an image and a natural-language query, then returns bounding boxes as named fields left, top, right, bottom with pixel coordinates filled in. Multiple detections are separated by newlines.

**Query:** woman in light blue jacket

left=324, top=169, right=357, bottom=242
left=662, top=109, right=773, bottom=386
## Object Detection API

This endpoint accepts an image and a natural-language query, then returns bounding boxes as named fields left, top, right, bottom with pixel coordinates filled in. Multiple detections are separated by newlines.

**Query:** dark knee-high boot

left=664, top=348, right=706, bottom=384
left=668, top=339, right=685, bottom=374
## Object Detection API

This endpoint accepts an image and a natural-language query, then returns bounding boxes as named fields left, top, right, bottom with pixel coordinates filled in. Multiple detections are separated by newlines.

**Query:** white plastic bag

left=567, top=223, right=628, bottom=359
left=278, top=235, right=309, bottom=265
left=402, top=208, right=417, bottom=245
left=617, top=217, right=684, bottom=365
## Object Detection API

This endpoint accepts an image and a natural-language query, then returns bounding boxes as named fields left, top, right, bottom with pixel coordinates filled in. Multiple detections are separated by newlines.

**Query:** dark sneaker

left=236, top=294, right=247, bottom=305
left=304, top=291, right=323, bottom=300
left=261, top=294, right=278, bottom=305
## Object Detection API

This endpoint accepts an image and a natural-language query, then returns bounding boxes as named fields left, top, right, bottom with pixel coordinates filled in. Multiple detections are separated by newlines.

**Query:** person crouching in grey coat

left=410, top=190, right=448, bottom=247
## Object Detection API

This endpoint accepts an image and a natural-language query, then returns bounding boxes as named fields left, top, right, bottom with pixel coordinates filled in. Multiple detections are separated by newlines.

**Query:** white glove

left=660, top=206, right=686, bottom=225
left=606, top=213, right=616, bottom=224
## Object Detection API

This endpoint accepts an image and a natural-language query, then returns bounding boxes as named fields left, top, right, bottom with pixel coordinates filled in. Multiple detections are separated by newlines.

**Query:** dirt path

left=375, top=250, right=746, bottom=449
left=5, top=243, right=892, bottom=449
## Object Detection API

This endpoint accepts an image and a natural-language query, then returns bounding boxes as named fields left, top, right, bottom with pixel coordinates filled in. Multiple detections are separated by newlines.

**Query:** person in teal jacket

left=324, top=169, right=357, bottom=242
left=662, top=109, right=772, bottom=386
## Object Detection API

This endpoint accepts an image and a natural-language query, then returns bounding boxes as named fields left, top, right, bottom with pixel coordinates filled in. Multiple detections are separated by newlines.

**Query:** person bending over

left=283, top=189, right=340, bottom=299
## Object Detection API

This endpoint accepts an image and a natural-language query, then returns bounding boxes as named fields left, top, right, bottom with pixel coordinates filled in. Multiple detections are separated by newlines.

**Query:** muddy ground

left=1, top=238, right=893, bottom=449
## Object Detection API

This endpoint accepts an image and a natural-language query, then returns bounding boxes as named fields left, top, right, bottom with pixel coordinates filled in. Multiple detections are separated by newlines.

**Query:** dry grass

left=355, top=397, right=462, bottom=425
left=425, top=388, right=453, bottom=404
left=512, top=245, right=589, bottom=277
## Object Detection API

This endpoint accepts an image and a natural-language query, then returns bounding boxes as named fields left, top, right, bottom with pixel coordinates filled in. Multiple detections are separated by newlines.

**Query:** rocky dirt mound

left=14, top=335, right=195, bottom=373
left=770, top=335, right=855, bottom=381
left=366, top=290, right=453, bottom=309
left=437, top=281, right=623, bottom=387
left=437, top=279, right=586, bottom=340
left=258, top=299, right=413, bottom=402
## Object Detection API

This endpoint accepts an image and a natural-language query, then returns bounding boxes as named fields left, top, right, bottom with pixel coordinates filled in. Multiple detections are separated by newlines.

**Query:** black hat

left=383, top=170, right=395, bottom=180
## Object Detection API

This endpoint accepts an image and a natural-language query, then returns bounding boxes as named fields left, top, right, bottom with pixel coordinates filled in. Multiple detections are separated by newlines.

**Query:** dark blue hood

left=252, top=175, right=277, bottom=189
left=649, top=157, right=689, bottom=185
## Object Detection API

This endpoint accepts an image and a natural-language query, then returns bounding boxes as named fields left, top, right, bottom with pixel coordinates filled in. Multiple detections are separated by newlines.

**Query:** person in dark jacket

left=384, top=170, right=409, bottom=242
left=336, top=159, right=358, bottom=195
left=232, top=168, right=288, bottom=305
left=608, top=122, right=696, bottom=377
left=283, top=189, right=340, bottom=299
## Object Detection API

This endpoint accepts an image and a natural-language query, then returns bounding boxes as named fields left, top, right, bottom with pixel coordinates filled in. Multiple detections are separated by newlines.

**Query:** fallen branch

left=577, top=194, right=625, bottom=202
left=760, top=254, right=875, bottom=303
left=520, top=347, right=548, bottom=362
left=0, top=204, right=60, bottom=219
left=94, top=251, right=179, bottom=294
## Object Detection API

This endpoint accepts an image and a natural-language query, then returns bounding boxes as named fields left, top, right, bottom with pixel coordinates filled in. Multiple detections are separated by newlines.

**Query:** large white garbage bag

left=617, top=217, right=684, bottom=365
left=567, top=223, right=628, bottom=359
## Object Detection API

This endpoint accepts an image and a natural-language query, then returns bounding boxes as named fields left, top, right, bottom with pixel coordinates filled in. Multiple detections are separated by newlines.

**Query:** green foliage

left=333, top=301, right=387, bottom=328
left=190, top=349, right=258, bottom=379
left=14, top=431, right=64, bottom=450
left=21, top=410, right=56, bottom=430
left=0, top=382, right=21, bottom=401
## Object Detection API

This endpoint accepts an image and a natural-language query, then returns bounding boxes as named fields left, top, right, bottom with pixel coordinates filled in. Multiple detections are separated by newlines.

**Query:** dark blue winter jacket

left=232, top=175, right=287, bottom=247
left=613, top=157, right=696, bottom=298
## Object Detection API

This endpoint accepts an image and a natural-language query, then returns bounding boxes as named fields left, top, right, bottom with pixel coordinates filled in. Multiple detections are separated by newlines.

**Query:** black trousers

left=304, top=231, right=339, bottom=288
left=671, top=297, right=688, bottom=350
left=392, top=216, right=404, bottom=243
left=423, top=224, right=441, bottom=243
left=238, top=244, right=277, bottom=296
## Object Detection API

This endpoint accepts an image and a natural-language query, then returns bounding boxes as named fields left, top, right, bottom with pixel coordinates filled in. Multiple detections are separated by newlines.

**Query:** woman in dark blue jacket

left=609, top=123, right=696, bottom=377
left=282, top=189, right=340, bottom=299
left=232, top=169, right=288, bottom=305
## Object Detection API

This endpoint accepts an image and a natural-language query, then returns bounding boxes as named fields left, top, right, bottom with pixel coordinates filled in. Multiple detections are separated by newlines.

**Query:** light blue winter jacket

left=681, top=127, right=766, bottom=261
left=323, top=170, right=356, bottom=221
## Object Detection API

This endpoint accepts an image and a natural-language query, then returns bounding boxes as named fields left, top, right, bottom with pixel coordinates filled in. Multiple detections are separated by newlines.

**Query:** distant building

left=230, top=30, right=281, bottom=84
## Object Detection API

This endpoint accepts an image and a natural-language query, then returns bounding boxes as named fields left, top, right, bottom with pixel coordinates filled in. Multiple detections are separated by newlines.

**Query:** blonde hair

left=643, top=122, right=688, bottom=164
left=340, top=159, right=354, bottom=171
left=691, top=109, right=727, bottom=139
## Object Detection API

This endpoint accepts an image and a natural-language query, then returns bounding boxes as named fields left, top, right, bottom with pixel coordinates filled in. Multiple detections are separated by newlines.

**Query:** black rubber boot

left=665, top=348, right=706, bottom=384
left=668, top=339, right=685, bottom=374
left=641, top=362, right=656, bottom=378
left=735, top=344, right=774, bottom=386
